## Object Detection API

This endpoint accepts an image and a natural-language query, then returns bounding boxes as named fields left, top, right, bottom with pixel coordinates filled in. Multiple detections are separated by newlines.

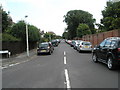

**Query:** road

left=2, top=41, right=119, bottom=89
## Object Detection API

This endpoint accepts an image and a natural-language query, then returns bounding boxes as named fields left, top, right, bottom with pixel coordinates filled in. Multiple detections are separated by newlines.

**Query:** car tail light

left=118, top=48, right=120, bottom=52
left=80, top=45, right=82, bottom=48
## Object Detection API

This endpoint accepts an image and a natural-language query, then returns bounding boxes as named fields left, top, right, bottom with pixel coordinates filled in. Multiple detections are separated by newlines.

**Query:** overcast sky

left=1, top=0, right=108, bottom=36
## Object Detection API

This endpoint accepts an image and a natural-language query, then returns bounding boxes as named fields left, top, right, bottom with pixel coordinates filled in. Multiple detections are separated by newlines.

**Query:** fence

left=2, top=41, right=37, bottom=55
left=82, top=29, right=120, bottom=47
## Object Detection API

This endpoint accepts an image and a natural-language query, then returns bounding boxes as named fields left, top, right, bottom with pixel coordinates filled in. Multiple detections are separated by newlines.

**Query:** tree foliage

left=63, top=10, right=95, bottom=39
left=62, top=32, right=69, bottom=39
left=28, top=25, right=41, bottom=42
left=0, top=33, right=20, bottom=41
left=10, top=21, right=26, bottom=41
left=76, top=24, right=91, bottom=38
left=0, top=6, right=12, bottom=33
left=10, top=20, right=41, bottom=42
left=101, top=1, right=120, bottom=31
left=1, top=6, right=41, bottom=42
left=44, top=32, right=56, bottom=41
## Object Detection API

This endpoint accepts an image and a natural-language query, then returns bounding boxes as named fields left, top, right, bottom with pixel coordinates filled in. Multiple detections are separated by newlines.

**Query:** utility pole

left=25, top=15, right=29, bottom=57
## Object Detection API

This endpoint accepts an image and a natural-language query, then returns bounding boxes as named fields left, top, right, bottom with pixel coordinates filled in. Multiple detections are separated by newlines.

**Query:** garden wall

left=2, top=41, right=37, bottom=55
left=82, top=29, right=120, bottom=47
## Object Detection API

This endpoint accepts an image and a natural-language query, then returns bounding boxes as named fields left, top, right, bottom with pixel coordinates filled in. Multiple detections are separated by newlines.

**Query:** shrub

left=0, top=33, right=20, bottom=41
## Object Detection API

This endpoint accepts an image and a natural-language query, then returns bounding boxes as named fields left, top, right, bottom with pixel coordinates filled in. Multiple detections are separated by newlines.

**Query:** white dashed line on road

left=64, top=56, right=67, bottom=65
left=63, top=51, right=71, bottom=89
left=64, top=51, right=66, bottom=55
left=65, top=69, right=71, bottom=89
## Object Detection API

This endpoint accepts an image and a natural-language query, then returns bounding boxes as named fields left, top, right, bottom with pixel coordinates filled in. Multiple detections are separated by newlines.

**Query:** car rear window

left=83, top=42, right=91, bottom=45
left=39, top=43, right=48, bottom=47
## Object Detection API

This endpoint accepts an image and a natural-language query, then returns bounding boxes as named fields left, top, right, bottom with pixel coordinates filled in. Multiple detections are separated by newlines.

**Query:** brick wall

left=82, top=29, right=120, bottom=47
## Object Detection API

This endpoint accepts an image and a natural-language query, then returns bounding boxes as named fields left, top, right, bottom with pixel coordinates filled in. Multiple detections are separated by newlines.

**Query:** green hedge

left=0, top=33, right=20, bottom=41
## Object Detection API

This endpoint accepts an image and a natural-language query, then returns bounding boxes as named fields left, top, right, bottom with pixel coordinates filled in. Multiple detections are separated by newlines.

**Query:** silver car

left=73, top=40, right=83, bottom=50
left=77, top=41, right=92, bottom=52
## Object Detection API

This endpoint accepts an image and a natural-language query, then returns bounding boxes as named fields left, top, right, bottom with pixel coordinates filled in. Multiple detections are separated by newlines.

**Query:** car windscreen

left=83, top=42, right=91, bottom=45
left=51, top=40, right=57, bottom=42
left=39, top=43, right=48, bottom=47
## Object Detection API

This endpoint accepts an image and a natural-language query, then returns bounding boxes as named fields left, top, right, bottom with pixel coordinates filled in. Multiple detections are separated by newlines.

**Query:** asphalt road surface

left=2, top=41, right=119, bottom=89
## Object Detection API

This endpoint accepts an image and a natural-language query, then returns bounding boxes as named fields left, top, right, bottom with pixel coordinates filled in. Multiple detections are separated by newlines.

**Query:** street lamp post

left=25, top=15, right=29, bottom=57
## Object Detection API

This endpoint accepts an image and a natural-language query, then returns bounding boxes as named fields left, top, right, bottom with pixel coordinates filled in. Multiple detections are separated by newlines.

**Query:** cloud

left=1, top=0, right=107, bottom=35
left=0, top=0, right=8, bottom=11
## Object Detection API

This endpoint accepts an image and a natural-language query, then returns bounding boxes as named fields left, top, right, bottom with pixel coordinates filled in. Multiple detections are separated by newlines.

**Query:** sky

left=0, top=0, right=108, bottom=36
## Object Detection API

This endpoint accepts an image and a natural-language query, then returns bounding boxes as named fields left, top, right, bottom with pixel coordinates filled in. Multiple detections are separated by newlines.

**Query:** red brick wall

left=82, top=29, right=120, bottom=47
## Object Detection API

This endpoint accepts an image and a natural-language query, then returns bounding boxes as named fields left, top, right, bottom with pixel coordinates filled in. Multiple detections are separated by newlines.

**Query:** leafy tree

left=63, top=10, right=95, bottom=39
left=76, top=24, right=91, bottom=38
left=62, top=32, right=69, bottom=39
left=101, top=1, right=120, bottom=31
left=10, top=20, right=41, bottom=42
left=55, top=35, right=62, bottom=39
left=0, top=6, right=12, bottom=33
left=28, top=25, right=41, bottom=42
left=10, top=20, right=26, bottom=41
left=44, top=32, right=56, bottom=41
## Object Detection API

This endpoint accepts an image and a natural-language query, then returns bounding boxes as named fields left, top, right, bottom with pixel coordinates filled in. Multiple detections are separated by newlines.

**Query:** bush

left=0, top=33, right=20, bottom=41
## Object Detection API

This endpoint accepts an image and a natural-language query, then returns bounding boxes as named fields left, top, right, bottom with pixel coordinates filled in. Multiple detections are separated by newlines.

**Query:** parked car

left=37, top=42, right=54, bottom=55
left=77, top=41, right=92, bottom=52
left=66, top=40, right=72, bottom=45
left=70, top=40, right=76, bottom=47
left=56, top=39, right=61, bottom=43
left=92, top=37, right=120, bottom=70
left=51, top=40, right=59, bottom=47
left=73, top=40, right=82, bottom=50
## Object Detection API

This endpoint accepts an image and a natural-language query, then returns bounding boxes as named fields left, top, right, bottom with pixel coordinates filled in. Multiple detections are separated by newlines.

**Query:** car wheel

left=79, top=50, right=82, bottom=53
left=92, top=54, right=98, bottom=63
left=49, top=51, right=52, bottom=55
left=107, top=57, right=115, bottom=70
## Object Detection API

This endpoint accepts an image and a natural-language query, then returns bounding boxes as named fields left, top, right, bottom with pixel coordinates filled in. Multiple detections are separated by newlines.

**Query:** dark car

left=92, top=37, right=120, bottom=70
left=37, top=42, right=54, bottom=55
left=51, top=40, right=59, bottom=47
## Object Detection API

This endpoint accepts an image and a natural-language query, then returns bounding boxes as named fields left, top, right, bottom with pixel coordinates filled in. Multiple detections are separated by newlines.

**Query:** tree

left=28, top=25, right=41, bottom=42
left=10, top=20, right=26, bottom=41
left=76, top=24, right=91, bottom=38
left=101, top=1, right=120, bottom=31
left=10, top=20, right=41, bottom=42
left=63, top=10, right=95, bottom=39
left=0, top=6, right=12, bottom=33
left=44, top=32, right=56, bottom=41
left=62, top=32, right=69, bottom=39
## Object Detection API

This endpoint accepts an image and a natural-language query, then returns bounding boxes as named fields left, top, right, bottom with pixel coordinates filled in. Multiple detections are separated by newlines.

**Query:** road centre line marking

left=65, top=69, right=71, bottom=89
left=64, top=51, right=66, bottom=56
left=64, top=56, right=67, bottom=65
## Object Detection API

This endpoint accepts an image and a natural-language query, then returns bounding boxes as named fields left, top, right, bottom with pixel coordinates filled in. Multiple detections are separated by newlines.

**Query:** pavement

left=1, top=48, right=37, bottom=69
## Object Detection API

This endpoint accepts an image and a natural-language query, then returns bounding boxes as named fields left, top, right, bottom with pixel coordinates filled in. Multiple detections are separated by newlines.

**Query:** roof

left=40, top=42, right=49, bottom=44
left=106, top=37, right=120, bottom=40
